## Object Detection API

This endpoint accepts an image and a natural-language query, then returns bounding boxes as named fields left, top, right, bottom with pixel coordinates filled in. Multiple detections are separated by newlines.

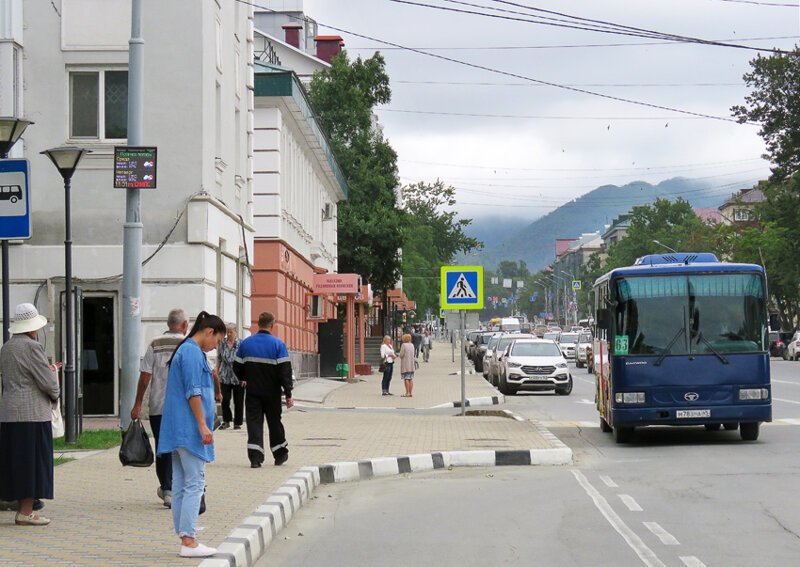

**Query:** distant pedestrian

left=131, top=308, right=188, bottom=508
left=0, top=303, right=61, bottom=526
left=380, top=335, right=397, bottom=396
left=398, top=334, right=416, bottom=397
left=233, top=312, right=294, bottom=469
left=422, top=330, right=432, bottom=362
left=411, top=328, right=422, bottom=358
left=215, top=323, right=243, bottom=430
left=157, top=311, right=225, bottom=558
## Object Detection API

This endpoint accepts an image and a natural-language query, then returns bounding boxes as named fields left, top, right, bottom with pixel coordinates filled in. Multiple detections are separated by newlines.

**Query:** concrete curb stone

left=198, top=423, right=571, bottom=567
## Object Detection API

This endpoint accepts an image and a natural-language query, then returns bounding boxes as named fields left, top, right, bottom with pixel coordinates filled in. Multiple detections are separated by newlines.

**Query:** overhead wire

left=233, top=0, right=757, bottom=123
left=399, top=157, right=767, bottom=172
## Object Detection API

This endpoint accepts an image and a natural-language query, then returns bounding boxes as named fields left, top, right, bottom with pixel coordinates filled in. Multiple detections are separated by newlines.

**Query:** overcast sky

left=302, top=0, right=799, bottom=219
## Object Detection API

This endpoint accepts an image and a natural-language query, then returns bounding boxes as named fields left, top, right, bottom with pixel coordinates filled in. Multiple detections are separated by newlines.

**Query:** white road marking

left=571, top=471, right=666, bottom=567
left=643, top=522, right=680, bottom=545
left=680, top=556, right=707, bottom=567
left=776, top=418, right=800, bottom=426
left=773, top=397, right=800, bottom=405
left=577, top=398, right=594, bottom=405
left=540, top=421, right=599, bottom=428
left=771, top=379, right=800, bottom=385
left=619, top=494, right=643, bottom=512
left=600, top=475, right=619, bottom=488
left=577, top=377, right=595, bottom=385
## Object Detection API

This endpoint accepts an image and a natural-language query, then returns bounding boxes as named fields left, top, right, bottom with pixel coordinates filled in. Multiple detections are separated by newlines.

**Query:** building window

left=733, top=208, right=754, bottom=222
left=69, top=70, right=128, bottom=140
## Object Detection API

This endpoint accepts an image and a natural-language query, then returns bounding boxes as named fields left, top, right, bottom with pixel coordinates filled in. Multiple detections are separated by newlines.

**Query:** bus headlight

left=615, top=392, right=645, bottom=404
left=739, top=388, right=769, bottom=400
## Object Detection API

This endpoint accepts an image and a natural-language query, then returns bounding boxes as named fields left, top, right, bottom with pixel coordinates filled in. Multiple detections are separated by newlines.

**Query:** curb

left=199, top=424, right=571, bottom=567
left=429, top=394, right=504, bottom=409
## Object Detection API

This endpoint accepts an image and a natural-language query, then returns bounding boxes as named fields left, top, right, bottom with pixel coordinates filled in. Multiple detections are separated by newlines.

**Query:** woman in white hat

left=0, top=303, right=61, bottom=526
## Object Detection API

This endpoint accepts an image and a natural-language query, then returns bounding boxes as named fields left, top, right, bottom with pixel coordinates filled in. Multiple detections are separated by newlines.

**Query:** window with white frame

left=733, top=208, right=754, bottom=222
left=69, top=69, right=128, bottom=140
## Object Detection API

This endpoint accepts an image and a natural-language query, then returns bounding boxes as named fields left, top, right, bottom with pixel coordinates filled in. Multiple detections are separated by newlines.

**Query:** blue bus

left=591, top=253, right=771, bottom=443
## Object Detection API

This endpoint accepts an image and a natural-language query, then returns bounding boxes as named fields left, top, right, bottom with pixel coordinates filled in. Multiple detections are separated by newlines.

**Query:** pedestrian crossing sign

left=440, top=265, right=484, bottom=310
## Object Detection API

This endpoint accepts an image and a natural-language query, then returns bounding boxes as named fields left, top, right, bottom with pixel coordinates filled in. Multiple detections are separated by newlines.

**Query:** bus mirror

left=595, top=309, right=608, bottom=330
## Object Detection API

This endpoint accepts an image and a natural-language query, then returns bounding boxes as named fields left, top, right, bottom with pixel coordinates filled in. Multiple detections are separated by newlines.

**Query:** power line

left=347, top=35, right=799, bottom=50
left=715, top=0, right=798, bottom=6
left=378, top=108, right=708, bottom=120
left=392, top=80, right=744, bottom=88
left=399, top=157, right=767, bottom=172
left=235, top=0, right=752, bottom=124
left=388, top=0, right=792, bottom=55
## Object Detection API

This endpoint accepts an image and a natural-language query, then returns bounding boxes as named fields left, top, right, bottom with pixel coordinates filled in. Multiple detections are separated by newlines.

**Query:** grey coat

left=0, top=334, right=60, bottom=423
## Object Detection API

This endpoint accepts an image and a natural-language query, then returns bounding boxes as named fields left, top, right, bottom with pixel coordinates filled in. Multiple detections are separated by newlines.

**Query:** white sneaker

left=179, top=543, right=217, bottom=557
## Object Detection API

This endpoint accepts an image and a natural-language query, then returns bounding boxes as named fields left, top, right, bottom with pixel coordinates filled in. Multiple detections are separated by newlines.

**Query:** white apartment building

left=0, top=0, right=255, bottom=416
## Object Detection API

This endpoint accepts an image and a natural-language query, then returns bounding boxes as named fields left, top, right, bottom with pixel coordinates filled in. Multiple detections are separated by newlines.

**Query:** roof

left=720, top=186, right=766, bottom=209
left=694, top=207, right=724, bottom=224
left=595, top=260, right=765, bottom=287
left=315, top=35, right=344, bottom=42
left=555, top=238, right=577, bottom=258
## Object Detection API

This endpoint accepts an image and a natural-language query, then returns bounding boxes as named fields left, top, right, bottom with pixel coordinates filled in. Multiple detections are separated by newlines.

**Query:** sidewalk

left=0, top=342, right=563, bottom=566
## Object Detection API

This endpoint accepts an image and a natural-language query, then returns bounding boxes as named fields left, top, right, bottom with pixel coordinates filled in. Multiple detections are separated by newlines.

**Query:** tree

left=732, top=48, right=800, bottom=181
left=307, top=52, right=405, bottom=294
left=401, top=180, right=481, bottom=317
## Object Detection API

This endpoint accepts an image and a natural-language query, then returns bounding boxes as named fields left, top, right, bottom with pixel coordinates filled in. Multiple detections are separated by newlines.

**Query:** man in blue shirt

left=234, top=312, right=294, bottom=468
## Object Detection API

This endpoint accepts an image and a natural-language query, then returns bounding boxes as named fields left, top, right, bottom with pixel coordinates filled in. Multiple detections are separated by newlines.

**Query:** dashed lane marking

left=541, top=421, right=598, bottom=428
left=773, top=397, right=800, bottom=405
left=571, top=471, right=666, bottom=567
left=577, top=377, right=595, bottom=385
left=680, top=556, right=707, bottom=567
left=620, top=494, right=643, bottom=512
left=771, top=379, right=800, bottom=385
left=600, top=475, right=619, bottom=488
left=577, top=398, right=594, bottom=405
left=644, top=522, right=680, bottom=546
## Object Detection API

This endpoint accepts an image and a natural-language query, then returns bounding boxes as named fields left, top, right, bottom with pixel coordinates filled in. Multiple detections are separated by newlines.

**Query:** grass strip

left=54, top=456, right=75, bottom=467
left=53, top=428, right=120, bottom=451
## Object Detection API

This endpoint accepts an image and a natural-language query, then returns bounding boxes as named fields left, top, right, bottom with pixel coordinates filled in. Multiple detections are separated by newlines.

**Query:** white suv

left=498, top=339, right=572, bottom=396
left=558, top=332, right=580, bottom=360
left=785, top=331, right=800, bottom=361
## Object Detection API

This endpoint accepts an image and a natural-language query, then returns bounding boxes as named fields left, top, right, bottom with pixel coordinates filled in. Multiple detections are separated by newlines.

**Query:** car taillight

left=796, top=341, right=800, bottom=347
left=777, top=341, right=783, bottom=346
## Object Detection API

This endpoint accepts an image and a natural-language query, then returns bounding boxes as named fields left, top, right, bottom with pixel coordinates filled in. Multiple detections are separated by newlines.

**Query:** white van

left=498, top=317, right=521, bottom=332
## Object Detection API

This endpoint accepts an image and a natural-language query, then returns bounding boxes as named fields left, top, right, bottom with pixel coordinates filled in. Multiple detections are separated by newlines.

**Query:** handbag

left=378, top=361, right=388, bottom=372
left=51, top=400, right=65, bottom=439
left=119, top=419, right=155, bottom=467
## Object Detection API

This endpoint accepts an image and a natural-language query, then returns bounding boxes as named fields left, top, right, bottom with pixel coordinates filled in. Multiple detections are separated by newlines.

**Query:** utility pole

left=120, top=0, right=144, bottom=429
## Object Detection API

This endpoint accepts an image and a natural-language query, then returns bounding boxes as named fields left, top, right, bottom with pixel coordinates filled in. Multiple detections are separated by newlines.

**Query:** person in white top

left=379, top=336, right=398, bottom=396
left=422, top=330, right=432, bottom=363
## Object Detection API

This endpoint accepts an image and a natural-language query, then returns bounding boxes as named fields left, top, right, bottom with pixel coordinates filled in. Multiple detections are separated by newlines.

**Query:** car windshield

left=543, top=333, right=559, bottom=341
left=511, top=342, right=562, bottom=357
left=488, top=336, right=500, bottom=349
left=497, top=334, right=533, bottom=353
left=479, top=334, right=493, bottom=344
left=578, top=334, right=592, bottom=344
left=559, top=334, right=579, bottom=344
left=614, top=273, right=767, bottom=355
left=769, top=332, right=779, bottom=342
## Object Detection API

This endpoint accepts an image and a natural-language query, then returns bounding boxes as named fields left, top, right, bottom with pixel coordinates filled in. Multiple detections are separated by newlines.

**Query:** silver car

left=487, top=333, right=535, bottom=386
left=558, top=332, right=580, bottom=360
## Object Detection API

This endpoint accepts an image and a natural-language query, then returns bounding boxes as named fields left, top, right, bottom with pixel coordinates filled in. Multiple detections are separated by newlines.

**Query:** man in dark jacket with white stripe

left=233, top=312, right=294, bottom=468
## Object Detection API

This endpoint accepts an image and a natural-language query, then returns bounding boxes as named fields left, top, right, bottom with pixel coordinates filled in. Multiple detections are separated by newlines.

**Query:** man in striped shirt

left=234, top=312, right=294, bottom=468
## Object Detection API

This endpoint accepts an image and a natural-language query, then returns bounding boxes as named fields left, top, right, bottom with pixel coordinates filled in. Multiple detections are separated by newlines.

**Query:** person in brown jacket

left=398, top=333, right=416, bottom=397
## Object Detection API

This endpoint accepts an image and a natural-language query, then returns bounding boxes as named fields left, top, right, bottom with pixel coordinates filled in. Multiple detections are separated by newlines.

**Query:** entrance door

left=81, top=297, right=116, bottom=415
left=318, top=320, right=344, bottom=377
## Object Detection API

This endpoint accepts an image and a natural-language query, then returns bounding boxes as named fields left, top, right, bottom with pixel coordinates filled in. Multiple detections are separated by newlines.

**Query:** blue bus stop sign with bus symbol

left=0, top=159, right=31, bottom=240
left=441, top=265, right=484, bottom=310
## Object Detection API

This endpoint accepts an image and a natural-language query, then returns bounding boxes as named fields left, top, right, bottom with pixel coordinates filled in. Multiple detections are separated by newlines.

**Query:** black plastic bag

left=119, top=419, right=155, bottom=467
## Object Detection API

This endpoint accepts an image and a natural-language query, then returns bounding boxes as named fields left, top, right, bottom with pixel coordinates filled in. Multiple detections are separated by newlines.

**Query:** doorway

left=81, top=296, right=116, bottom=415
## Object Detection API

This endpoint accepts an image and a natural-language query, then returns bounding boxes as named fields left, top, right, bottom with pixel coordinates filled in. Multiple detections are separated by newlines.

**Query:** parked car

left=542, top=331, right=561, bottom=342
left=558, top=332, right=580, bottom=359
left=497, top=339, right=573, bottom=396
left=482, top=334, right=502, bottom=379
left=487, top=333, right=535, bottom=386
left=473, top=332, right=496, bottom=371
left=533, top=324, right=548, bottom=338
left=783, top=331, right=800, bottom=361
left=769, top=331, right=784, bottom=357
left=576, top=333, right=593, bottom=368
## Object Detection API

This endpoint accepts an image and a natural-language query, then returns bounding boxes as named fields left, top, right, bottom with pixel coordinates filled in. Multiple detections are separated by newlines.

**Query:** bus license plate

left=676, top=409, right=711, bottom=418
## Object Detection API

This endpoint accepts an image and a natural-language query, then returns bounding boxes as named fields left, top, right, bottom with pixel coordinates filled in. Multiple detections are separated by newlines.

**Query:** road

left=260, top=358, right=800, bottom=567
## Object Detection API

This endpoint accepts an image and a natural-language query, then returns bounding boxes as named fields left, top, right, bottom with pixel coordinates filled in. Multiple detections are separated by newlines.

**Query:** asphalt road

left=259, top=358, right=800, bottom=567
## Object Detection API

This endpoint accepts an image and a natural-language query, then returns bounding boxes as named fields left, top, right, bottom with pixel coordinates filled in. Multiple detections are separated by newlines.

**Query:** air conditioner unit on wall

left=322, top=203, right=333, bottom=221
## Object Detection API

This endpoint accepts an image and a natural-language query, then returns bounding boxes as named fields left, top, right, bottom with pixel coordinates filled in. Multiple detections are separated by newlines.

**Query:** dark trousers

left=245, top=392, right=287, bottom=465
left=381, top=362, right=394, bottom=393
left=220, top=383, right=244, bottom=426
left=149, top=415, right=172, bottom=492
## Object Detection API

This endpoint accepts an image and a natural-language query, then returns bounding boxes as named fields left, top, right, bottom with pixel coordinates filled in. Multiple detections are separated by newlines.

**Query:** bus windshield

left=614, top=273, right=766, bottom=355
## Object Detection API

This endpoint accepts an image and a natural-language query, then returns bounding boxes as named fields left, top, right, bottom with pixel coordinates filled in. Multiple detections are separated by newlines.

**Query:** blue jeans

left=381, top=362, right=394, bottom=393
left=171, top=448, right=205, bottom=538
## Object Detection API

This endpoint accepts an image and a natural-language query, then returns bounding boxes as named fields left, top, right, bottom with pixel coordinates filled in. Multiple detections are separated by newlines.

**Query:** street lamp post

left=41, top=146, right=91, bottom=445
left=0, top=117, right=33, bottom=343
left=652, top=240, right=678, bottom=254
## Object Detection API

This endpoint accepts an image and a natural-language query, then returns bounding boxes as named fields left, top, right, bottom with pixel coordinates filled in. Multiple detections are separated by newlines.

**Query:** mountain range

left=462, top=177, right=748, bottom=272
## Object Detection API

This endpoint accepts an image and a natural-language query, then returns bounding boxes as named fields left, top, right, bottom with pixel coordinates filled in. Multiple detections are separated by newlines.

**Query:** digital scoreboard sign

left=114, top=146, right=157, bottom=189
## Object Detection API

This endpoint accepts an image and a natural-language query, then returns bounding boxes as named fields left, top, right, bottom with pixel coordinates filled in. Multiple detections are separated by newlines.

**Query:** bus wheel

left=10, top=196, right=18, bottom=203
left=613, top=426, right=633, bottom=443
left=723, top=422, right=738, bottom=431
left=600, top=416, right=612, bottom=433
left=740, top=422, right=760, bottom=441
left=704, top=423, right=721, bottom=431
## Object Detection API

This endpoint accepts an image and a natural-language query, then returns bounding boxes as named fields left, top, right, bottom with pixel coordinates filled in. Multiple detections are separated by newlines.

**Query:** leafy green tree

left=307, top=53, right=405, bottom=295
left=401, top=180, right=481, bottom=318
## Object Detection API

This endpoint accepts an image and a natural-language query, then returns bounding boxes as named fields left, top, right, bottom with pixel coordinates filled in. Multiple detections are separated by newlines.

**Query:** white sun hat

left=10, top=303, right=48, bottom=335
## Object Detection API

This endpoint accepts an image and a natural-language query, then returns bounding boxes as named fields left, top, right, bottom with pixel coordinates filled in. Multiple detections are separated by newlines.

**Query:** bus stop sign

left=0, top=159, right=31, bottom=239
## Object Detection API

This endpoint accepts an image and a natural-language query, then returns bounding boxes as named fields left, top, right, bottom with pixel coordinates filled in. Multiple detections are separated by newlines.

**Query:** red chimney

left=282, top=23, right=303, bottom=49
left=315, top=35, right=345, bottom=64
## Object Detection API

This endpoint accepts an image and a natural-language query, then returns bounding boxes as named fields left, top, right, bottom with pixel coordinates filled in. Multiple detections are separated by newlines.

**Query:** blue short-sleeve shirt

left=156, top=338, right=215, bottom=462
